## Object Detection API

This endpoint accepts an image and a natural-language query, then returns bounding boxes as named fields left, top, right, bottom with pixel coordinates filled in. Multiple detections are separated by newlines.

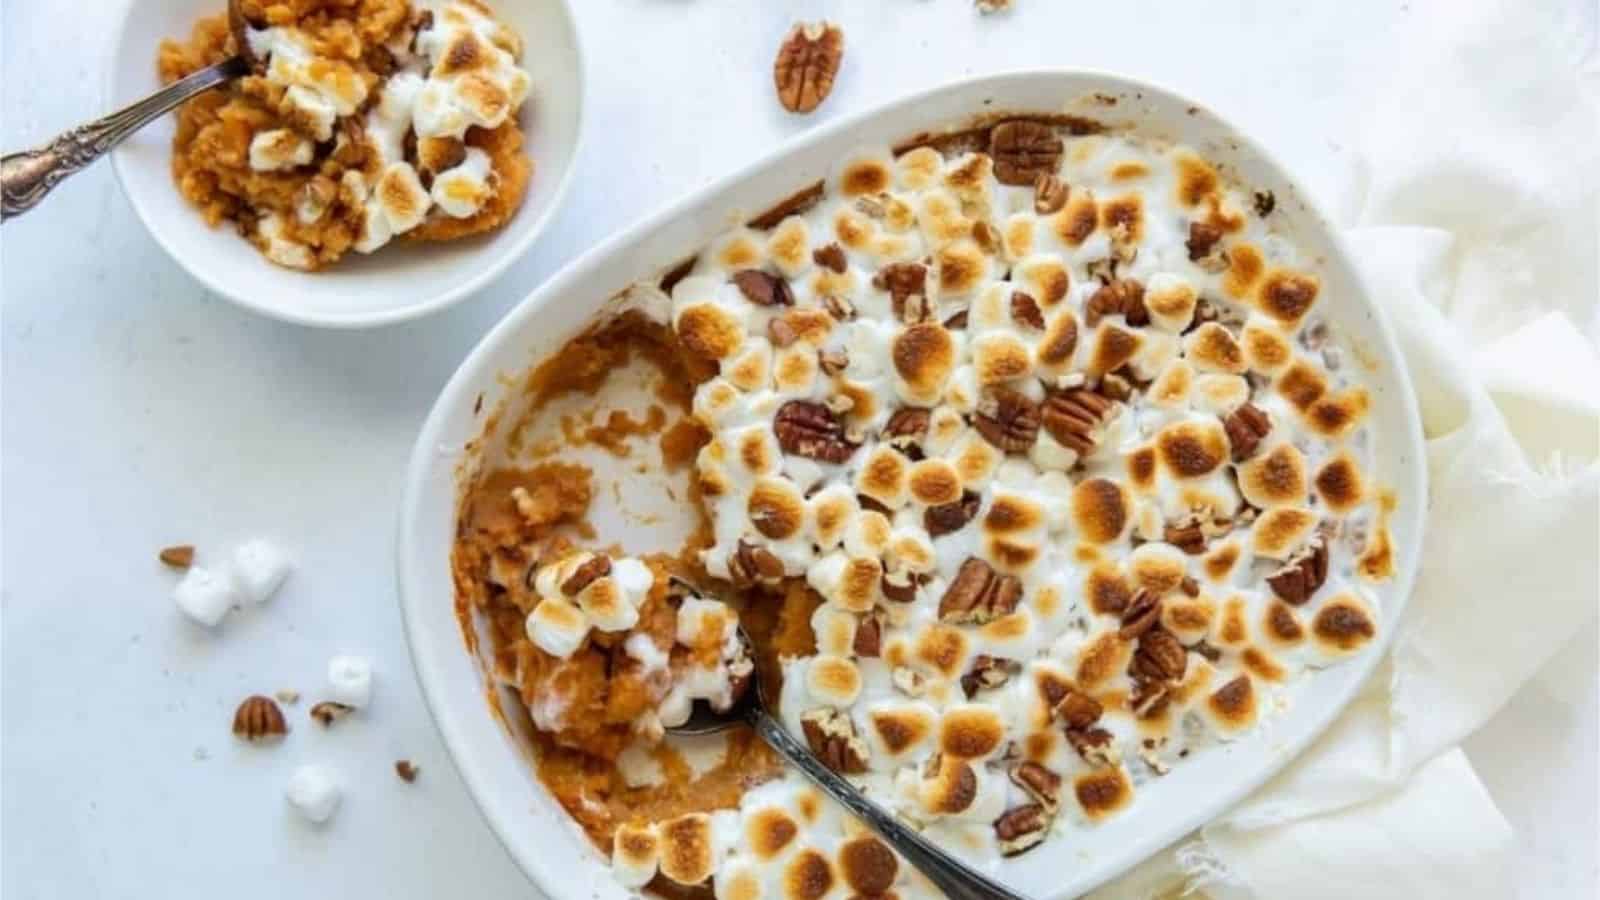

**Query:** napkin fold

left=1094, top=0, right=1599, bottom=895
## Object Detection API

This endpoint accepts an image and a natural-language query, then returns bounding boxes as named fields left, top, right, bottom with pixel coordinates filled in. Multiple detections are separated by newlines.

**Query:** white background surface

left=2, top=1, right=1595, bottom=898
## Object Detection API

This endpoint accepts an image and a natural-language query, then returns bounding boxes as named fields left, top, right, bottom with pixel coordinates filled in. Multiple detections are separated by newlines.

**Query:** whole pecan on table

left=1223, top=402, right=1272, bottom=461
left=1083, top=277, right=1149, bottom=327
left=774, top=21, right=845, bottom=114
left=729, top=539, right=786, bottom=586
left=773, top=399, right=858, bottom=463
left=939, top=557, right=1022, bottom=625
left=800, top=707, right=869, bottom=774
left=1266, top=538, right=1329, bottom=604
left=232, top=695, right=288, bottom=742
left=1041, top=387, right=1116, bottom=456
left=1033, top=172, right=1069, bottom=214
left=924, top=490, right=982, bottom=537
left=732, top=269, right=793, bottom=307
left=973, top=387, right=1041, bottom=453
left=989, top=120, right=1064, bottom=186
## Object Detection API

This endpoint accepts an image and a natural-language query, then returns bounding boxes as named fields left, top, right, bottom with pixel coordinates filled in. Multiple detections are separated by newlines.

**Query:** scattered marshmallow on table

left=327, top=655, right=373, bottom=708
left=173, top=566, right=239, bottom=627
left=231, top=539, right=292, bottom=605
left=285, top=764, right=342, bottom=824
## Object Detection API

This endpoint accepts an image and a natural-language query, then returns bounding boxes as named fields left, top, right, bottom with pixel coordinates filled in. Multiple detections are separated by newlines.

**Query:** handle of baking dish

left=1, top=55, right=248, bottom=222
left=748, top=708, right=1034, bottom=900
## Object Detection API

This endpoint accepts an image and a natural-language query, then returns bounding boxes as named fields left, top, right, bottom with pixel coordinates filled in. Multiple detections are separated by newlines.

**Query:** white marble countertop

left=2, top=1, right=1594, bottom=897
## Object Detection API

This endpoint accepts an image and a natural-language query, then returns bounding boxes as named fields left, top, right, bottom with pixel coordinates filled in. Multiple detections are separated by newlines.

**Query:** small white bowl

left=107, top=0, right=585, bottom=328
left=399, top=71, right=1428, bottom=899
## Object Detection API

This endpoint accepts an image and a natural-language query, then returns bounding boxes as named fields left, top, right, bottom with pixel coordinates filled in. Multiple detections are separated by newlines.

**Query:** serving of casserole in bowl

left=399, top=70, right=1425, bottom=899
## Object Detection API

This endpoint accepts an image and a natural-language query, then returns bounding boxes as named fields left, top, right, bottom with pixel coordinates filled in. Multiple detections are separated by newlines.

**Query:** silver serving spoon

left=0, top=0, right=259, bottom=221
left=671, top=626, right=1033, bottom=900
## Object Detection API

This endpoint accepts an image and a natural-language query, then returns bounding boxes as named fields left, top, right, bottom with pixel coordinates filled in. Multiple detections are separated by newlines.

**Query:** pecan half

left=939, top=557, right=1022, bottom=625
left=1117, top=590, right=1161, bottom=639
left=812, top=242, right=848, bottom=273
left=1186, top=220, right=1225, bottom=262
left=732, top=269, right=793, bottom=306
left=1223, top=402, right=1272, bottom=461
left=960, top=654, right=1018, bottom=698
left=1130, top=628, right=1187, bottom=683
left=232, top=695, right=287, bottom=742
left=1266, top=538, right=1329, bottom=605
left=822, top=294, right=857, bottom=321
left=1033, top=173, right=1069, bottom=214
left=1010, top=291, right=1045, bottom=330
left=774, top=400, right=858, bottom=463
left=1065, top=726, right=1118, bottom=767
left=1164, top=518, right=1207, bottom=555
left=560, top=554, right=611, bottom=596
left=1129, top=679, right=1173, bottom=719
left=774, top=21, right=844, bottom=114
left=994, top=804, right=1050, bottom=857
left=729, top=539, right=786, bottom=586
left=1040, top=388, right=1115, bottom=456
left=925, top=490, right=981, bottom=537
left=853, top=613, right=883, bottom=657
left=974, top=388, right=1041, bottom=453
left=767, top=316, right=801, bottom=348
left=800, top=707, right=869, bottom=774
left=159, top=544, right=196, bottom=568
left=1084, top=278, right=1148, bottom=327
left=882, top=407, right=931, bottom=452
left=1009, top=761, right=1063, bottom=811
left=990, top=120, right=1064, bottom=186
left=1055, top=688, right=1103, bottom=730
left=873, top=262, right=929, bottom=320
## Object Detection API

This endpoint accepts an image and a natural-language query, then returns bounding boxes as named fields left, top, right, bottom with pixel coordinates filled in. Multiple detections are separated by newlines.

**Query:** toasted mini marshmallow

left=855, top=445, right=911, bottom=510
left=248, top=128, right=313, bottom=172
left=891, top=322, right=957, bottom=405
left=285, top=764, right=341, bottom=824
left=865, top=702, right=936, bottom=763
left=811, top=605, right=859, bottom=657
left=938, top=705, right=1006, bottom=760
left=1314, top=451, right=1366, bottom=513
left=935, top=240, right=991, bottom=298
left=612, top=822, right=661, bottom=888
left=1070, top=767, right=1133, bottom=822
left=1129, top=542, right=1188, bottom=595
left=971, top=332, right=1034, bottom=385
left=1143, top=272, right=1198, bottom=332
left=376, top=162, right=432, bottom=234
left=895, top=146, right=944, bottom=191
left=1147, top=358, right=1194, bottom=409
left=1155, top=418, right=1229, bottom=480
left=173, top=566, right=238, bottom=628
left=1183, top=322, right=1247, bottom=374
left=1191, top=373, right=1250, bottom=416
left=525, top=596, right=589, bottom=658
left=657, top=812, right=717, bottom=885
left=674, top=297, right=748, bottom=362
left=1071, top=478, right=1130, bottom=545
left=844, top=511, right=893, bottom=559
left=1252, top=507, right=1319, bottom=559
left=1163, top=594, right=1217, bottom=645
left=1256, top=269, right=1320, bottom=327
left=766, top=216, right=813, bottom=277
left=805, top=654, right=863, bottom=706
left=749, top=478, right=808, bottom=541
left=903, top=754, right=1007, bottom=822
left=231, top=538, right=292, bottom=605
left=327, top=654, right=374, bottom=708
left=1309, top=592, right=1379, bottom=660
left=1239, top=442, right=1309, bottom=509
left=1085, top=322, right=1143, bottom=379
left=430, top=147, right=494, bottom=218
left=1303, top=387, right=1372, bottom=440
left=808, top=484, right=859, bottom=550
left=1241, top=316, right=1294, bottom=375
left=1196, top=673, right=1259, bottom=738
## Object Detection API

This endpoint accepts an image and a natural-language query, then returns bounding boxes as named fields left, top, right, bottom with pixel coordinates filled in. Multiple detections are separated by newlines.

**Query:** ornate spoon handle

left=747, top=708, right=1034, bottom=900
left=1, top=56, right=247, bottom=222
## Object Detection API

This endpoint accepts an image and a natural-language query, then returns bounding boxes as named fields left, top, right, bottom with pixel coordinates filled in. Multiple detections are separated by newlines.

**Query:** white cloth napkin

left=1092, top=0, right=1600, bottom=896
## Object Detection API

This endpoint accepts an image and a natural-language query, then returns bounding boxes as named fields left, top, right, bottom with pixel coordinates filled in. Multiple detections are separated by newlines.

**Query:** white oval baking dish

left=398, top=70, right=1426, bottom=899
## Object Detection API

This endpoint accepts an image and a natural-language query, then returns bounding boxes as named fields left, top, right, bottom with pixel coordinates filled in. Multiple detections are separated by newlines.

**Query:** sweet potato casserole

left=158, top=0, right=533, bottom=270
left=452, top=115, right=1397, bottom=898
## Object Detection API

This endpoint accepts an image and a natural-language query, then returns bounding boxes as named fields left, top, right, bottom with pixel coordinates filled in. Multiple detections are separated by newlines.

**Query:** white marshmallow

left=327, top=654, right=373, bottom=709
left=430, top=147, right=495, bottom=218
left=525, top=597, right=590, bottom=658
left=231, top=539, right=292, bottom=605
left=285, top=764, right=341, bottom=824
left=173, top=565, right=238, bottom=628
left=247, top=129, right=312, bottom=172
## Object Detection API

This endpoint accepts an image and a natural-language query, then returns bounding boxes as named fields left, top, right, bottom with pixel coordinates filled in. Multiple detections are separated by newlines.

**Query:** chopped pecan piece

left=925, top=490, right=981, bottom=537
left=853, top=613, right=883, bottom=657
left=1223, top=402, right=1272, bottom=461
left=1055, top=688, right=1103, bottom=730
left=960, top=655, right=1018, bottom=698
left=1130, top=628, right=1187, bottom=683
left=939, top=558, right=1022, bottom=625
left=817, top=348, right=850, bottom=376
left=1009, top=761, right=1063, bottom=811
left=879, top=569, right=921, bottom=603
left=1191, top=640, right=1224, bottom=663
left=774, top=400, right=858, bottom=463
left=822, top=294, right=856, bottom=321
left=974, top=387, right=1041, bottom=453
left=1117, top=590, right=1161, bottom=639
left=800, top=707, right=869, bottom=774
left=882, top=407, right=931, bottom=452
left=1010, top=291, right=1045, bottom=330
left=990, top=120, right=1064, bottom=186
left=1253, top=191, right=1276, bottom=218
left=1129, top=679, right=1173, bottom=719
left=812, top=242, right=848, bottom=273
left=1266, top=538, right=1329, bottom=605
left=1180, top=576, right=1200, bottom=597
left=1040, top=388, right=1116, bottom=455
left=1065, top=726, right=1118, bottom=767
left=1186, top=220, right=1225, bottom=261
left=1098, top=372, right=1133, bottom=402
left=774, top=21, right=844, bottom=114
left=732, top=269, right=793, bottom=306
left=1084, top=278, right=1148, bottom=327
left=1165, top=518, right=1207, bottom=555
left=767, top=316, right=801, bottom=348
left=873, top=262, right=930, bottom=320
left=942, top=309, right=969, bottom=330
left=310, top=701, right=354, bottom=727
left=729, top=540, right=786, bottom=586
left=1033, top=173, right=1069, bottom=214
left=994, top=804, right=1050, bottom=857
left=560, top=554, right=611, bottom=596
